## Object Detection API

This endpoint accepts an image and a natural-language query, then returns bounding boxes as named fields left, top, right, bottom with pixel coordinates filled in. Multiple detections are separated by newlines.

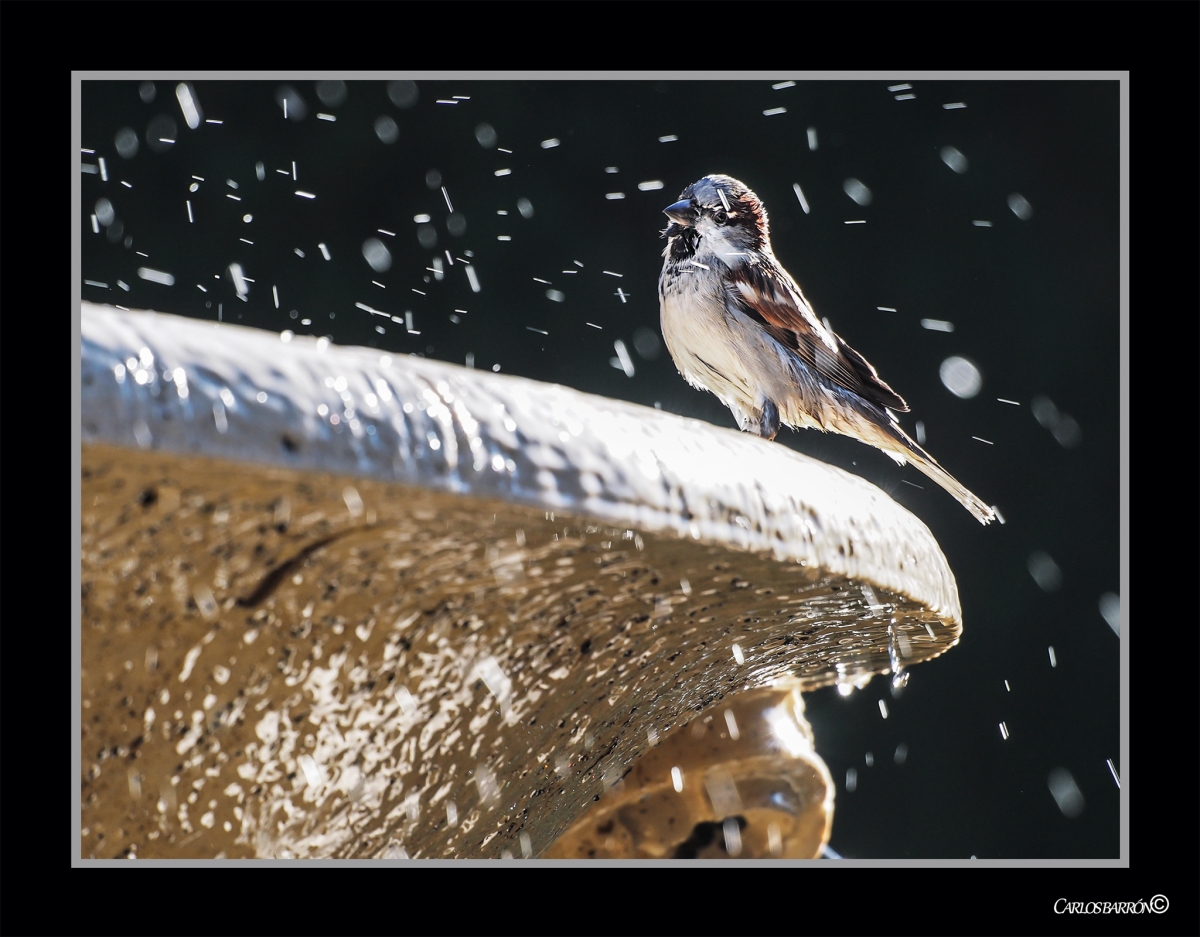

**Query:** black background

left=80, top=78, right=1121, bottom=860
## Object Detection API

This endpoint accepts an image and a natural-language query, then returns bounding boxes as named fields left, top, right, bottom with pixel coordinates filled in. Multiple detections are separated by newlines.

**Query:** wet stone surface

left=80, top=443, right=958, bottom=859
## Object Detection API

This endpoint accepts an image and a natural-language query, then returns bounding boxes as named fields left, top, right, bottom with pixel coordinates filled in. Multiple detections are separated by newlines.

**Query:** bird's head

left=662, top=175, right=769, bottom=261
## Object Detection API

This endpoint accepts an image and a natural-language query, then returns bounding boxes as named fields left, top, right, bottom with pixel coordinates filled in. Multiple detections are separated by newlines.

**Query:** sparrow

left=658, top=174, right=995, bottom=525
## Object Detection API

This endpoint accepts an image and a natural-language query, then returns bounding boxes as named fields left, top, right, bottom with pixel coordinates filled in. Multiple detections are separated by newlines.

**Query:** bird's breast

left=659, top=270, right=728, bottom=355
left=660, top=272, right=771, bottom=404
left=660, top=265, right=830, bottom=420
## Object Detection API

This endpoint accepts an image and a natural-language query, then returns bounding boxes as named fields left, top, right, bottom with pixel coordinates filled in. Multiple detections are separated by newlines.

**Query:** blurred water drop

left=792, top=182, right=811, bottom=212
left=474, top=655, right=512, bottom=713
left=1030, top=396, right=1082, bottom=448
left=1047, top=768, right=1084, bottom=818
left=228, top=263, right=249, bottom=297
left=139, top=81, right=156, bottom=103
left=275, top=85, right=308, bottom=121
left=417, top=225, right=438, bottom=249
left=704, top=769, right=742, bottom=816
left=843, top=178, right=872, bottom=206
left=475, top=122, right=497, bottom=148
left=1027, top=551, right=1062, bottom=592
left=297, top=754, right=323, bottom=788
left=1051, top=414, right=1082, bottom=448
left=722, top=818, right=742, bottom=857
left=940, top=146, right=969, bottom=173
left=193, top=584, right=218, bottom=620
left=1031, top=395, right=1058, bottom=428
left=1008, top=193, right=1033, bottom=220
left=1099, top=593, right=1120, bottom=636
left=425, top=169, right=442, bottom=190
left=106, top=218, right=126, bottom=243
left=362, top=238, right=392, bottom=272
left=175, top=82, right=203, bottom=129
left=517, top=197, right=534, bottom=219
left=633, top=327, right=661, bottom=360
left=95, top=198, right=116, bottom=227
left=446, top=213, right=467, bottom=237
left=939, top=356, right=982, bottom=398
left=886, top=622, right=907, bottom=695
left=894, top=743, right=908, bottom=765
left=545, top=289, right=565, bottom=303
left=375, top=115, right=399, bottom=144
left=145, top=114, right=177, bottom=153
left=845, top=767, right=858, bottom=792
left=133, top=418, right=151, bottom=448
left=387, top=80, right=418, bottom=109
left=394, top=684, right=418, bottom=718
left=114, top=127, right=139, bottom=159
left=613, top=339, right=635, bottom=377
left=316, top=80, right=347, bottom=107
left=475, top=763, right=499, bottom=806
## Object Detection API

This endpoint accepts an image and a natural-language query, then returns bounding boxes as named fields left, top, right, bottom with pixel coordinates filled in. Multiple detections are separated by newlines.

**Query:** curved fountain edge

left=80, top=301, right=961, bottom=624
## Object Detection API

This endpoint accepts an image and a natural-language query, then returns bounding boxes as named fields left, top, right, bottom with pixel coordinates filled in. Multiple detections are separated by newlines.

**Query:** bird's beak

left=663, top=200, right=696, bottom=225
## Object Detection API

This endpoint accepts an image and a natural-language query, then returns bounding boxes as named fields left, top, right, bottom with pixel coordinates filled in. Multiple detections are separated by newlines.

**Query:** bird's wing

left=726, top=261, right=909, bottom=413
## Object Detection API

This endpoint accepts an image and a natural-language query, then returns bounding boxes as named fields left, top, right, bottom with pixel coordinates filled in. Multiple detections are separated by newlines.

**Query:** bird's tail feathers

left=861, top=416, right=996, bottom=525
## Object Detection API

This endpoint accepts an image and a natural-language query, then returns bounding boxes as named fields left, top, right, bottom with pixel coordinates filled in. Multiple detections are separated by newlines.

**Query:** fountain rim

left=79, top=301, right=962, bottom=626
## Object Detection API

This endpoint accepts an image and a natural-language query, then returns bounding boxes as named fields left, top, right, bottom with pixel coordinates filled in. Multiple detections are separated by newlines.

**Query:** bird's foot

left=747, top=399, right=781, bottom=441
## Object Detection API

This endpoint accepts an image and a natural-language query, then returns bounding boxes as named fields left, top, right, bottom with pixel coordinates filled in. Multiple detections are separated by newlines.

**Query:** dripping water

left=887, top=620, right=909, bottom=694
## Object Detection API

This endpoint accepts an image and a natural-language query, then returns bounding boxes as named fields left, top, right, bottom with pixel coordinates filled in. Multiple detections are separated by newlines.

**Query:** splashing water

left=887, top=622, right=909, bottom=692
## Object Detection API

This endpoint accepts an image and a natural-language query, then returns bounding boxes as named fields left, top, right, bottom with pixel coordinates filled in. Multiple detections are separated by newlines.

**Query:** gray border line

left=73, top=71, right=84, bottom=867
left=73, top=70, right=1129, bottom=869
left=1118, top=72, right=1130, bottom=866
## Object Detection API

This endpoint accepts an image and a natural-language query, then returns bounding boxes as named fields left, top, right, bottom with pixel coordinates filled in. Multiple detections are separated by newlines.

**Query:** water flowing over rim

left=80, top=302, right=961, bottom=624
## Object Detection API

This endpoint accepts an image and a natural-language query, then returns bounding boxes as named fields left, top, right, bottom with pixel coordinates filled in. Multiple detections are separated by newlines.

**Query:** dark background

left=80, top=78, right=1121, bottom=859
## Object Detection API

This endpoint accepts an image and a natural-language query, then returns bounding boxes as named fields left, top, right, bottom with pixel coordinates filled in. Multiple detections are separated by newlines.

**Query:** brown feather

left=726, top=262, right=909, bottom=413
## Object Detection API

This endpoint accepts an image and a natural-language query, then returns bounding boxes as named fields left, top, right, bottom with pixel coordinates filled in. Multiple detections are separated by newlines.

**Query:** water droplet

left=940, top=356, right=982, bottom=398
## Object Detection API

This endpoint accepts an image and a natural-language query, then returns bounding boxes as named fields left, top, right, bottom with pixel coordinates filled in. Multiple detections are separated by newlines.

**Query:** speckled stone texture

left=79, top=305, right=961, bottom=859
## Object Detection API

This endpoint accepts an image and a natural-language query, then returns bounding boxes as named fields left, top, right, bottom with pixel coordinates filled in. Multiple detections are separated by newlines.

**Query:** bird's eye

left=713, top=209, right=728, bottom=225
